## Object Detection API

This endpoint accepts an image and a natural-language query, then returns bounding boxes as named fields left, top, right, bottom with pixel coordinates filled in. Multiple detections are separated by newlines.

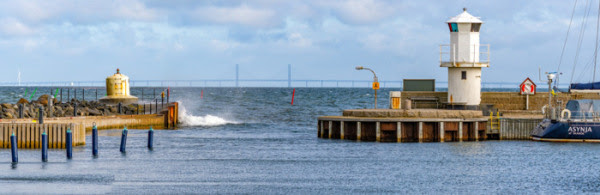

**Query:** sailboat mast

left=594, top=0, right=600, bottom=83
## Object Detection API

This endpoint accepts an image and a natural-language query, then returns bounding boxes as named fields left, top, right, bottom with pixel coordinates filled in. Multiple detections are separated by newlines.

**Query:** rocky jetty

left=0, top=95, right=153, bottom=119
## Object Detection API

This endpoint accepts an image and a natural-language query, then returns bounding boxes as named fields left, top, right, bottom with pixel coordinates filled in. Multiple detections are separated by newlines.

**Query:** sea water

left=0, top=87, right=599, bottom=193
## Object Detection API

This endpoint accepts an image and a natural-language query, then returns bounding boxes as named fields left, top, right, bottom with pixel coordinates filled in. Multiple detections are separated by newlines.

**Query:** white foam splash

left=179, top=102, right=238, bottom=127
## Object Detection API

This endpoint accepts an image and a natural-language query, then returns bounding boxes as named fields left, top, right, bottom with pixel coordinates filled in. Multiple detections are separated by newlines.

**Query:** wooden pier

left=0, top=102, right=180, bottom=148
left=0, top=123, right=85, bottom=149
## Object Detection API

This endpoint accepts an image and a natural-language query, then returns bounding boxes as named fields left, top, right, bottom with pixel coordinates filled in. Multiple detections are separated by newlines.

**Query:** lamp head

left=355, top=66, right=363, bottom=70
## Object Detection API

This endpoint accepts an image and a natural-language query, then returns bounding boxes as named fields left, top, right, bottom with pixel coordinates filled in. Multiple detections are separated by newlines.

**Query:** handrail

left=439, top=44, right=491, bottom=64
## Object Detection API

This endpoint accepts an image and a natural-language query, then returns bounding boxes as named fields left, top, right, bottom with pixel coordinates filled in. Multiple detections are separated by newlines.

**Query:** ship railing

left=563, top=111, right=600, bottom=121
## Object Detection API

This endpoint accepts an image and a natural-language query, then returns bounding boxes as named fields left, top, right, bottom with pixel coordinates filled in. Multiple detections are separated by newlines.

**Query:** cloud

left=0, top=18, right=34, bottom=36
left=321, top=0, right=400, bottom=25
left=0, top=0, right=593, bottom=84
left=191, top=5, right=280, bottom=28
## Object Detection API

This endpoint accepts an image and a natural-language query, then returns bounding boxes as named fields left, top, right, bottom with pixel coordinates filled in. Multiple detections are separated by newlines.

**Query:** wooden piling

left=418, top=122, right=423, bottom=143
left=376, top=122, right=381, bottom=142
left=357, top=122, right=361, bottom=141
left=340, top=121, right=345, bottom=140
left=396, top=122, right=402, bottom=143
left=458, top=122, right=463, bottom=142
left=439, top=122, right=445, bottom=142
left=328, top=121, right=332, bottom=139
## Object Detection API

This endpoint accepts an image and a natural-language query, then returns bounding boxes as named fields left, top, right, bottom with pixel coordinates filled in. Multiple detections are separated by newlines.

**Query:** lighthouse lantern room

left=440, top=8, right=490, bottom=109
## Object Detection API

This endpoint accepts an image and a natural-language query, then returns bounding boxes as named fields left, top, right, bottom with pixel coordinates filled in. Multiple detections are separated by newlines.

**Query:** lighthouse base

left=99, top=96, right=139, bottom=105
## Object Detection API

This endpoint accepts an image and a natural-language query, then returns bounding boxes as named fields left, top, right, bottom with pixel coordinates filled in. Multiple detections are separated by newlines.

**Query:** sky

left=0, top=0, right=598, bottom=85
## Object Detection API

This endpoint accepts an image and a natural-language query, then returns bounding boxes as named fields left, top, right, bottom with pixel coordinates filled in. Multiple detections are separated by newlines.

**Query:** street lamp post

left=355, top=66, right=379, bottom=109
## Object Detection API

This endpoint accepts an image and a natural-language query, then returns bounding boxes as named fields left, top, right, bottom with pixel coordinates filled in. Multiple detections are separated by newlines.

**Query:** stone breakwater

left=0, top=94, right=155, bottom=119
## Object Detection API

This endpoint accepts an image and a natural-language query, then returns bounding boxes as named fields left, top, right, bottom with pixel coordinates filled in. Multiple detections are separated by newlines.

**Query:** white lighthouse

left=441, top=8, right=490, bottom=109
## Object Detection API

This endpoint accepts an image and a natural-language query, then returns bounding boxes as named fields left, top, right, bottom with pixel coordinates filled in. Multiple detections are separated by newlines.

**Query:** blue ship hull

left=532, top=119, right=600, bottom=142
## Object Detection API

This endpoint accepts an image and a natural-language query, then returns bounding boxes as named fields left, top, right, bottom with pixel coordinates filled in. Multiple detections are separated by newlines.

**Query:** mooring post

left=60, top=88, right=63, bottom=103
left=120, top=127, right=128, bottom=153
left=155, top=99, right=158, bottom=114
left=167, top=88, right=170, bottom=104
left=95, top=88, right=98, bottom=101
left=118, top=102, right=122, bottom=115
left=18, top=104, right=23, bottom=118
left=148, top=126, right=154, bottom=150
left=66, top=129, right=72, bottom=159
left=42, top=131, right=48, bottom=162
left=11, top=133, right=18, bottom=163
left=92, top=124, right=98, bottom=157
left=67, top=88, right=70, bottom=101
left=48, top=96, right=54, bottom=118
left=149, top=102, right=152, bottom=114
left=38, top=106, right=44, bottom=124
left=82, top=89, right=85, bottom=101
left=143, top=104, right=146, bottom=114
left=73, top=102, right=78, bottom=116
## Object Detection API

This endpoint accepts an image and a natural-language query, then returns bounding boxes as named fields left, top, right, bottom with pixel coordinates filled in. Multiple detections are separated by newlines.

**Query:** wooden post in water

left=340, top=122, right=345, bottom=140
left=418, top=122, right=423, bottom=143
left=357, top=122, right=361, bottom=141
left=397, top=122, right=402, bottom=143
left=474, top=122, right=479, bottom=141
left=328, top=121, right=332, bottom=139
left=458, top=122, right=463, bottom=142
left=440, top=122, right=445, bottom=143
left=320, top=121, right=324, bottom=138
left=148, top=126, right=154, bottom=150
left=376, top=122, right=381, bottom=142
left=92, top=124, right=98, bottom=157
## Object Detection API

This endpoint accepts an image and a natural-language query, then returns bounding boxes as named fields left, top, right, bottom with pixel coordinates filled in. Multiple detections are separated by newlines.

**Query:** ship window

left=448, top=23, right=458, bottom=32
left=471, top=23, right=481, bottom=32
left=461, top=71, right=467, bottom=80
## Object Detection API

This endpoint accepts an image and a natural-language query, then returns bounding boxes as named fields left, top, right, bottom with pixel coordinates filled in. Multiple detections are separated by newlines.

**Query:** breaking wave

left=178, top=102, right=238, bottom=127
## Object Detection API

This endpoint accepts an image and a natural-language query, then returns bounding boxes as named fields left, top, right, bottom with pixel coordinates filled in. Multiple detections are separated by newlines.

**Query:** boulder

left=3, top=112, right=13, bottom=119
left=109, top=106, right=118, bottom=113
left=88, top=108, right=102, bottom=116
left=37, top=94, right=50, bottom=106
left=1, top=103, right=11, bottom=109
left=16, top=98, right=29, bottom=104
